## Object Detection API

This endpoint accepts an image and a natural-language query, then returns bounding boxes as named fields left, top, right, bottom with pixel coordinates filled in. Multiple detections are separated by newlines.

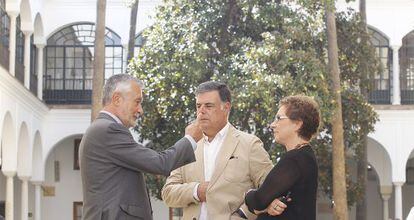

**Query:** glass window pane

left=66, top=58, right=74, bottom=69
left=56, top=58, right=64, bottom=68
left=55, top=68, right=64, bottom=79
left=75, top=58, right=84, bottom=68
left=66, top=47, right=75, bottom=57
left=47, top=47, right=55, bottom=57
left=56, top=47, right=64, bottom=57
left=46, top=59, right=55, bottom=68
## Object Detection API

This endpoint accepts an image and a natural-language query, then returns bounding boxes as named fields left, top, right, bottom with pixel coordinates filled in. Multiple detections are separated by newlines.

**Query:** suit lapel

left=208, top=126, right=239, bottom=188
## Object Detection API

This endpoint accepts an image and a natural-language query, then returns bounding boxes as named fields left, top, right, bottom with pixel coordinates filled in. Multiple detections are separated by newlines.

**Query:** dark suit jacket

left=245, top=145, right=318, bottom=220
left=80, top=113, right=196, bottom=220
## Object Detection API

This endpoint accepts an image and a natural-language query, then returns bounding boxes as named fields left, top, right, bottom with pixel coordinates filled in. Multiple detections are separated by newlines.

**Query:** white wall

left=151, top=197, right=169, bottom=220
left=42, top=136, right=82, bottom=220
left=41, top=0, right=163, bottom=44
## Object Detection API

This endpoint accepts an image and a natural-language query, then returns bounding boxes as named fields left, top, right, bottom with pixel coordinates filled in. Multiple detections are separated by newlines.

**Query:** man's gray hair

left=102, top=74, right=144, bottom=105
left=195, top=81, right=231, bottom=103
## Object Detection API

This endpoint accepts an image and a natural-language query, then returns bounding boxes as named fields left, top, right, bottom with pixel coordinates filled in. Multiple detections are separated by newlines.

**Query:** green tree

left=356, top=0, right=369, bottom=218
left=127, top=0, right=139, bottom=62
left=325, top=0, right=349, bottom=218
left=129, top=0, right=378, bottom=207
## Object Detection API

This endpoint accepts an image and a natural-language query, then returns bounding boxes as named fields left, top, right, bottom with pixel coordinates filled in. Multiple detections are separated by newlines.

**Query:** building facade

left=0, top=0, right=413, bottom=220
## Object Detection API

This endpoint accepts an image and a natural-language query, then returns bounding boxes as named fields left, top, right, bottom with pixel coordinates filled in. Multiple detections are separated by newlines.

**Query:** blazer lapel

left=194, top=141, right=205, bottom=182
left=208, top=126, right=239, bottom=188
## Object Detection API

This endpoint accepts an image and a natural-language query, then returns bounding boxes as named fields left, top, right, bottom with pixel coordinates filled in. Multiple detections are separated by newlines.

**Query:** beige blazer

left=162, top=125, right=273, bottom=220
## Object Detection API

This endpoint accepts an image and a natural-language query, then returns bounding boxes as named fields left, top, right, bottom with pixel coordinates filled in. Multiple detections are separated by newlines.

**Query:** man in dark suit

left=80, top=74, right=202, bottom=220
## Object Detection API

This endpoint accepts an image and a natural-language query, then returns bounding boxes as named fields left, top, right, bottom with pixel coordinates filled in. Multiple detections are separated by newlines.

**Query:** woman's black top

left=245, top=145, right=318, bottom=220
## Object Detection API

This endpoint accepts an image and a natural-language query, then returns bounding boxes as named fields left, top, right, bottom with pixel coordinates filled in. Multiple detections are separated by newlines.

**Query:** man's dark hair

left=195, top=81, right=231, bottom=103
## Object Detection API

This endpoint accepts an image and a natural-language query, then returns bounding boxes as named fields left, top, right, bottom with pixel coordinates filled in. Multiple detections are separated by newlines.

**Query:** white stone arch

left=44, top=21, right=122, bottom=42
left=368, top=24, right=391, bottom=43
left=404, top=149, right=414, bottom=183
left=1, top=112, right=17, bottom=172
left=43, top=133, right=83, bottom=172
left=367, top=137, right=393, bottom=187
left=5, top=0, right=20, bottom=13
left=19, top=0, right=33, bottom=32
left=33, top=13, right=45, bottom=44
left=31, top=131, right=43, bottom=181
left=17, top=122, right=31, bottom=178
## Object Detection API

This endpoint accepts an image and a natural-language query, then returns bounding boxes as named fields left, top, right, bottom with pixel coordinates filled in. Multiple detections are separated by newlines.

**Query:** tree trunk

left=356, top=0, right=368, bottom=219
left=127, top=0, right=139, bottom=63
left=91, top=0, right=107, bottom=121
left=325, top=1, right=349, bottom=220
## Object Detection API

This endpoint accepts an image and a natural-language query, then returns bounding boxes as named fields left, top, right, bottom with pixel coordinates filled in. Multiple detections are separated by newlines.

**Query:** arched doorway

left=367, top=137, right=393, bottom=220
left=42, top=134, right=83, bottom=220
left=403, top=150, right=414, bottom=219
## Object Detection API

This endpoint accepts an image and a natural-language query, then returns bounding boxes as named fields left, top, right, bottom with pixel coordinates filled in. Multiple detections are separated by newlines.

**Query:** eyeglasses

left=274, top=115, right=289, bottom=122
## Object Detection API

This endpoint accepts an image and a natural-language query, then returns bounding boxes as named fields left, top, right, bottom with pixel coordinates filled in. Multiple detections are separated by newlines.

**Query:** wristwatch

left=235, top=208, right=248, bottom=219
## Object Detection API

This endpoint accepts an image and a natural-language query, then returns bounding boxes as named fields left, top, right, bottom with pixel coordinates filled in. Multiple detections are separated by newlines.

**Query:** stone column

left=2, top=170, right=16, bottom=220
left=394, top=182, right=404, bottom=220
left=392, top=45, right=401, bottom=105
left=19, top=176, right=30, bottom=220
left=36, top=44, right=45, bottom=100
left=380, top=185, right=392, bottom=220
left=32, top=181, right=42, bottom=220
left=23, top=31, right=33, bottom=89
left=8, top=12, right=18, bottom=76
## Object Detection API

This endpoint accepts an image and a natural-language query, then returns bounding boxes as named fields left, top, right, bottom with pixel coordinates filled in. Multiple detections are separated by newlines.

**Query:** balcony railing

left=43, top=89, right=92, bottom=104
left=43, top=78, right=93, bottom=104
left=369, top=90, right=391, bottom=104
left=401, top=90, right=414, bottom=104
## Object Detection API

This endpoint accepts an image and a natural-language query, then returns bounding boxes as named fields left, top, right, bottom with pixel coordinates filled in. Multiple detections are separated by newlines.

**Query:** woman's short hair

left=280, top=95, right=321, bottom=141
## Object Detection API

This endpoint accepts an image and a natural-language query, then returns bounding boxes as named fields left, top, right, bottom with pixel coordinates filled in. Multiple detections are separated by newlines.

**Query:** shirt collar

left=203, top=122, right=230, bottom=143
left=100, top=110, right=123, bottom=124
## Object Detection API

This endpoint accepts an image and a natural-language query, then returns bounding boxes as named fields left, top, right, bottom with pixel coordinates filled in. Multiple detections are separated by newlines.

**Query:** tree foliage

left=129, top=0, right=378, bottom=205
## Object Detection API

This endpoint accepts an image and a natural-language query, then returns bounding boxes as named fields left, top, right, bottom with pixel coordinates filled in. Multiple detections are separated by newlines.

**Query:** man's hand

left=185, top=121, right=203, bottom=142
left=197, top=181, right=209, bottom=202
left=266, top=197, right=289, bottom=216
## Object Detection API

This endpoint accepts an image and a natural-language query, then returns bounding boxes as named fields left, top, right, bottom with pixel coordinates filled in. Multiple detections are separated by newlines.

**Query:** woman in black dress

left=245, top=95, right=320, bottom=220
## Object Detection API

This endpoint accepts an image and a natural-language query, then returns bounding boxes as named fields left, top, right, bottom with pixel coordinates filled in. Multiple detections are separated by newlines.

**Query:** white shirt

left=193, top=123, right=230, bottom=220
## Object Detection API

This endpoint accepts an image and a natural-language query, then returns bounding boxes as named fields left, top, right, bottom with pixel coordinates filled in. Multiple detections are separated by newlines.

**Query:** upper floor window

left=400, top=31, right=414, bottom=104
left=0, top=0, right=10, bottom=69
left=368, top=27, right=391, bottom=104
left=44, top=23, right=124, bottom=104
left=132, top=30, right=147, bottom=58
left=15, top=16, right=24, bottom=83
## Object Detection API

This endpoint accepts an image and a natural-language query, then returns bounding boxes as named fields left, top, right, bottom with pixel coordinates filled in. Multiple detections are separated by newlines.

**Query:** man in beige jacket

left=162, top=81, right=285, bottom=220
